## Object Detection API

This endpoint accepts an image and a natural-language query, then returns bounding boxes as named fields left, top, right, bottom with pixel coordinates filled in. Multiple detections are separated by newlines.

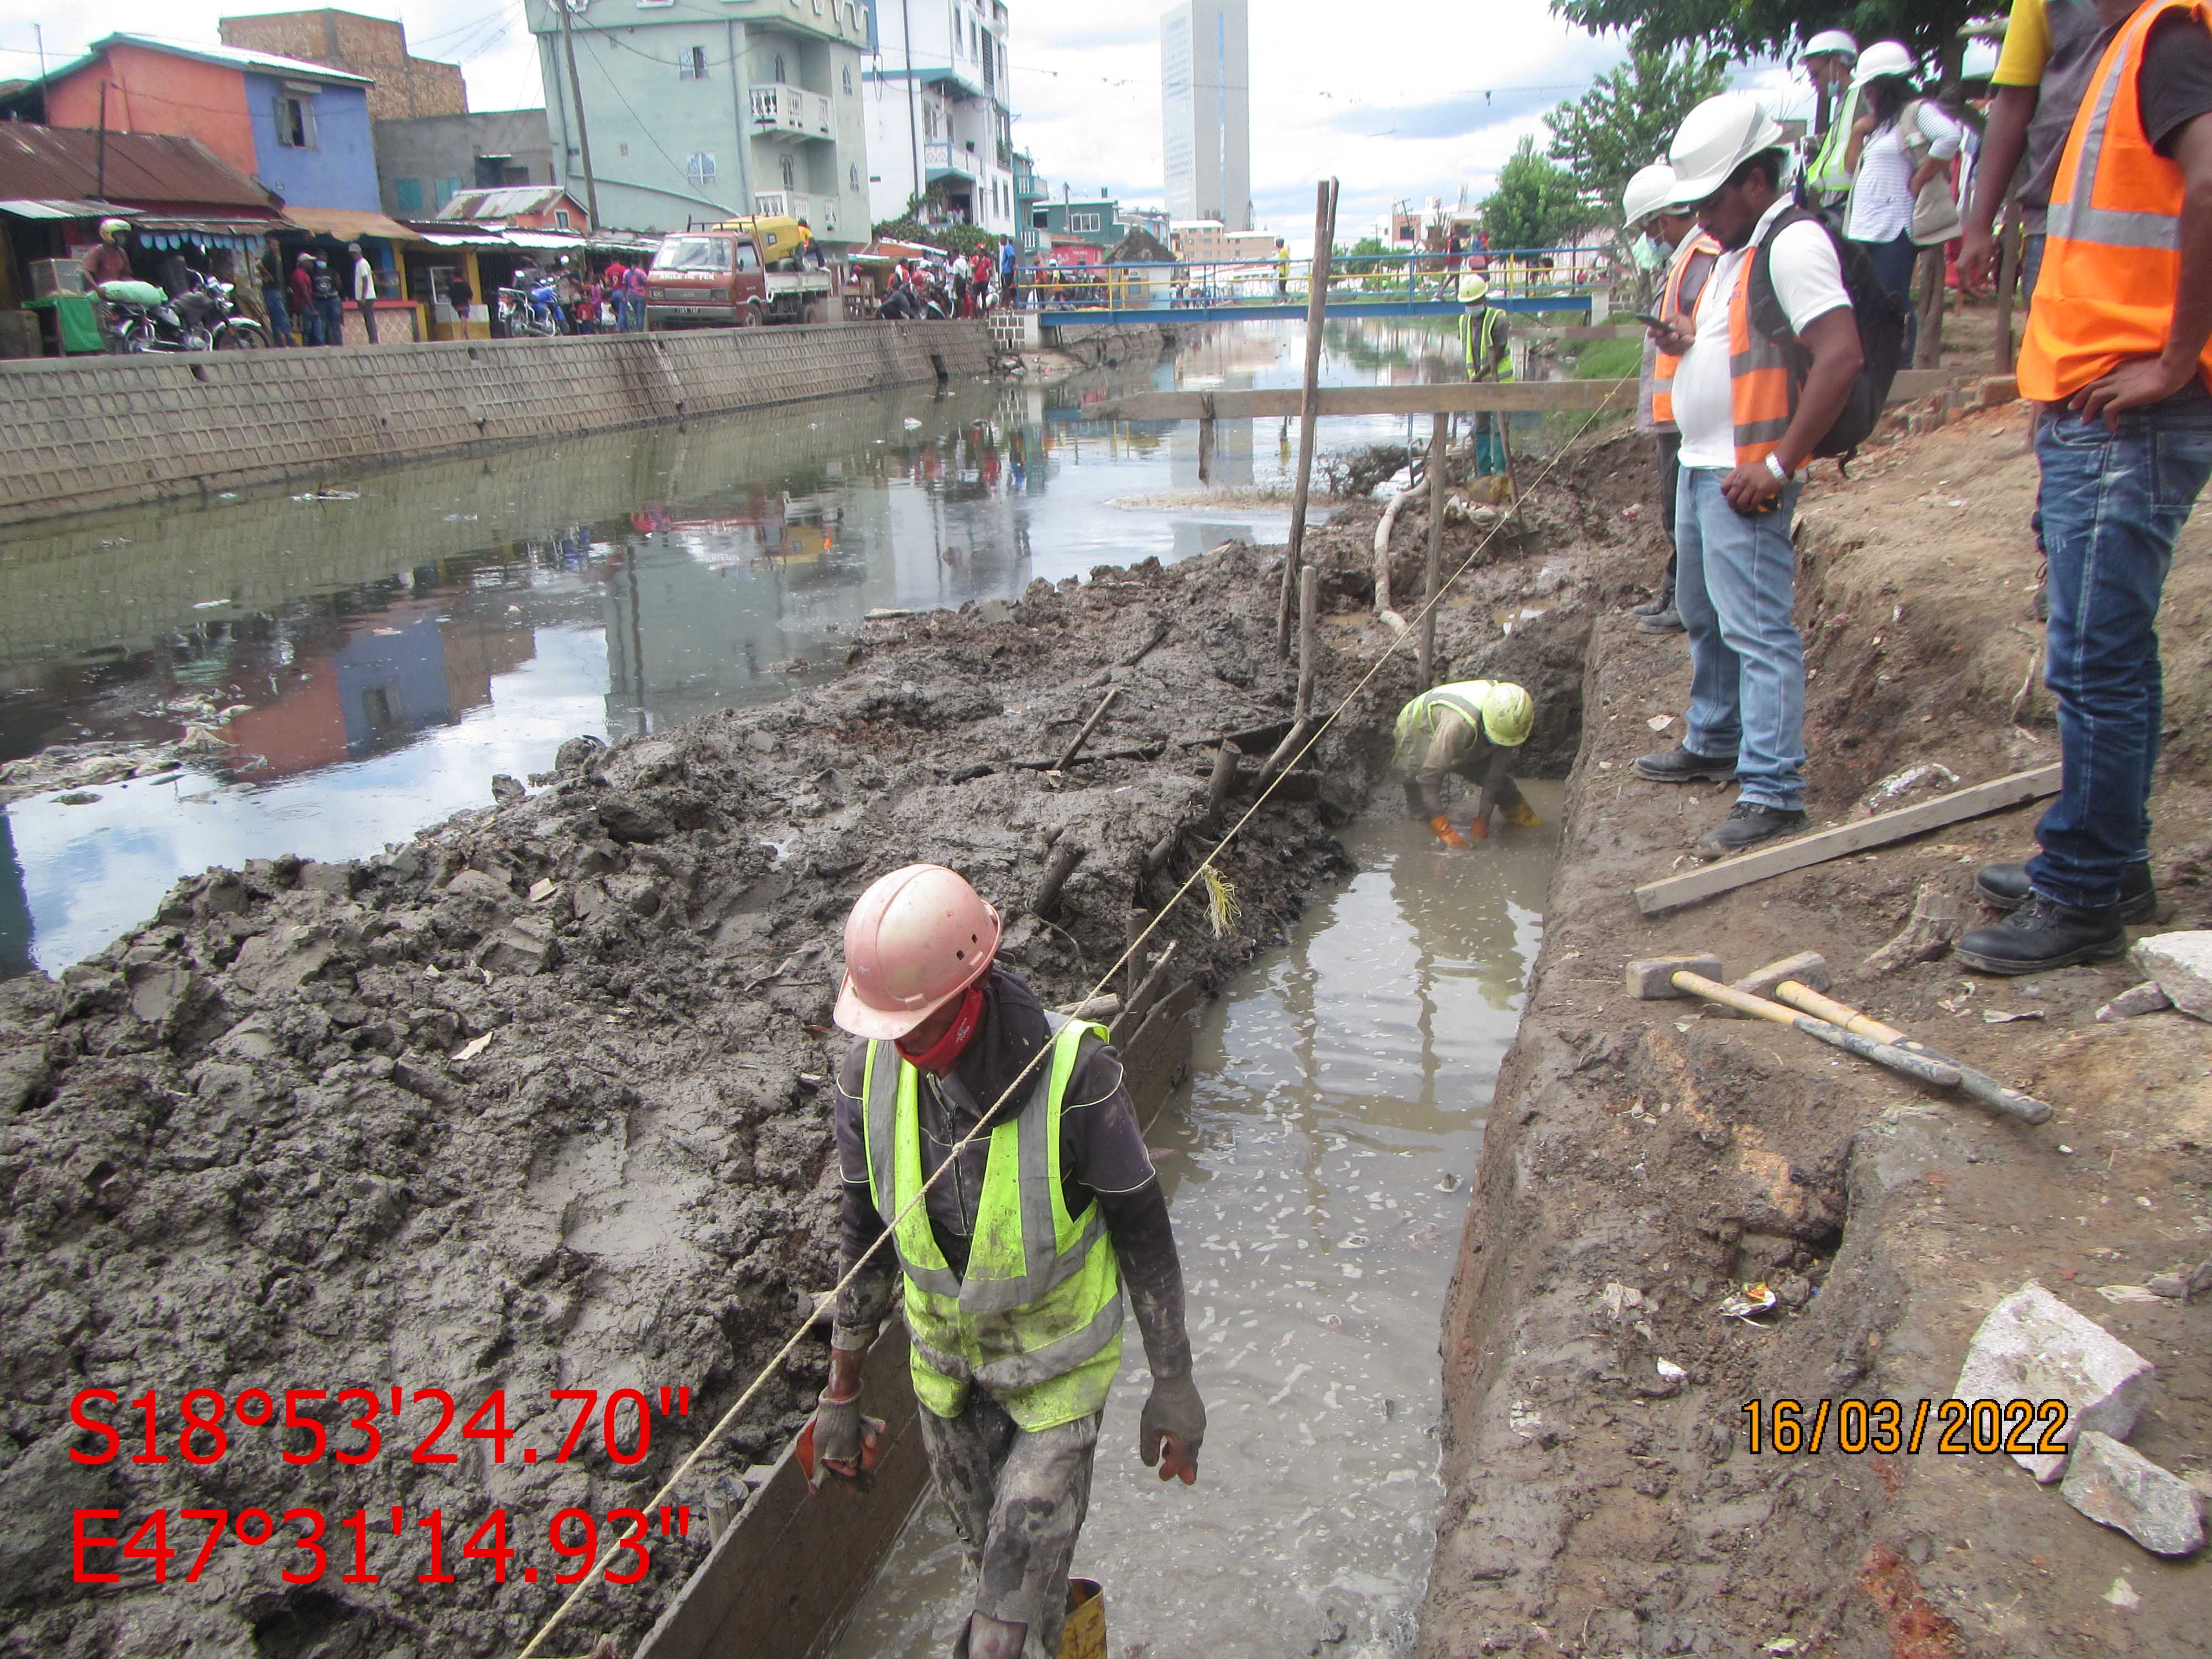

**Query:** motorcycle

left=99, top=274, right=264, bottom=352
left=497, top=281, right=564, bottom=338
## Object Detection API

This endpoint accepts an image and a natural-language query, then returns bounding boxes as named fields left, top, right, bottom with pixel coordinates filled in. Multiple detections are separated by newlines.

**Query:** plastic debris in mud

left=1717, top=1282, right=1778, bottom=1322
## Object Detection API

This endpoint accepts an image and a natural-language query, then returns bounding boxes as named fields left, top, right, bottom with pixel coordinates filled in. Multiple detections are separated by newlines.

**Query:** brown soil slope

left=1422, top=405, right=2212, bottom=1658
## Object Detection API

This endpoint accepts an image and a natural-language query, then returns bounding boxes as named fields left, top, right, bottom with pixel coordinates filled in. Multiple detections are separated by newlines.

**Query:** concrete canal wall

left=0, top=321, right=997, bottom=528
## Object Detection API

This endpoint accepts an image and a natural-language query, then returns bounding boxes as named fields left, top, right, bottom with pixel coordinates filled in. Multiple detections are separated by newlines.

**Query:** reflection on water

left=828, top=805, right=1556, bottom=1659
left=0, top=319, right=1463, bottom=972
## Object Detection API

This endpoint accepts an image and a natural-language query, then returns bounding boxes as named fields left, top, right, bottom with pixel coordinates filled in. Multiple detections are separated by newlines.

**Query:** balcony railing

left=749, top=82, right=833, bottom=140
left=924, top=141, right=977, bottom=181
left=753, top=190, right=838, bottom=234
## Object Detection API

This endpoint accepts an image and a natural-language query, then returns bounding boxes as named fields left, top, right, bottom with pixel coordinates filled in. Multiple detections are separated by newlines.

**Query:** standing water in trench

left=829, top=801, right=1558, bottom=1658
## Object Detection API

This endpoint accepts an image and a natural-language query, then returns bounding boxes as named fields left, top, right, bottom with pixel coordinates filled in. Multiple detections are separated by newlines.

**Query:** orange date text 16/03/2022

left=72, top=1503, right=694, bottom=1588
left=67, top=1385, right=693, bottom=1468
left=1740, top=1397, right=2073, bottom=1457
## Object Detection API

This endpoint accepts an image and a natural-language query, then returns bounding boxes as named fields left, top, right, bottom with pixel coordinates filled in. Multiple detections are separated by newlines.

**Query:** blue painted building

left=242, top=66, right=378, bottom=211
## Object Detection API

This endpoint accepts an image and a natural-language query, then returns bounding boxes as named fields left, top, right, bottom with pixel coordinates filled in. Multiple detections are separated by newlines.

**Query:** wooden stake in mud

left=1421, top=409, right=1444, bottom=682
left=1056, top=685, right=1121, bottom=771
left=1296, top=565, right=1319, bottom=725
left=1993, top=195, right=2022, bottom=372
left=1202, top=740, right=1242, bottom=828
left=1197, top=393, right=1216, bottom=485
left=1031, top=839, right=1086, bottom=919
left=1277, top=178, right=1339, bottom=657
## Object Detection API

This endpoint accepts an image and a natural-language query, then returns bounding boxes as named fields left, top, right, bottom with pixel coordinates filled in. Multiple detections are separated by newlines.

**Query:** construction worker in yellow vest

left=815, top=864, right=1204, bottom=1659
left=1395, top=679, right=1539, bottom=846
left=1800, top=30, right=1864, bottom=208
left=1458, top=274, right=1512, bottom=476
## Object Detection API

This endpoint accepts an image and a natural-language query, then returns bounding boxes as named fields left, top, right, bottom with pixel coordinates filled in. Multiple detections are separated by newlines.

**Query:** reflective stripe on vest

left=1395, top=680, right=1494, bottom=750
left=1720, top=221, right=1798, bottom=468
left=1806, top=84, right=1863, bottom=200
left=1460, top=307, right=1512, bottom=381
left=1650, top=233, right=1722, bottom=428
left=2020, top=0, right=2212, bottom=402
left=861, top=1012, right=1124, bottom=1427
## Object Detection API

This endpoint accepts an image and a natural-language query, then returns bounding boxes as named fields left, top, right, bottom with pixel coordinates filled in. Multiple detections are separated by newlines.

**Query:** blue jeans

left=1674, top=466, right=1808, bottom=811
left=1856, top=231, right=1921, bottom=364
left=2026, top=390, right=2212, bottom=908
left=261, top=286, right=294, bottom=346
left=318, top=296, right=343, bottom=345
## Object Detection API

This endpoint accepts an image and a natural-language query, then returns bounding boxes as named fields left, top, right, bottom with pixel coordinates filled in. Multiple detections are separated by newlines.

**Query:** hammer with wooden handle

left=1763, top=973, right=2053, bottom=1125
left=1625, top=955, right=1961, bottom=1089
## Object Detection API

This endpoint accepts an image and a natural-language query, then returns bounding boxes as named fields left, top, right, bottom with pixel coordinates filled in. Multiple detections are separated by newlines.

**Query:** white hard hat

left=1803, top=29, right=1858, bottom=61
left=1621, top=162, right=1679, bottom=233
left=1668, top=92, right=1789, bottom=204
left=1851, top=40, right=1918, bottom=87
left=1457, top=272, right=1489, bottom=304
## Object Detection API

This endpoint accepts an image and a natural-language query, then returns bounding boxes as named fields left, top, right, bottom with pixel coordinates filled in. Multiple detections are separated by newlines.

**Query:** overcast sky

left=0, top=0, right=1817, bottom=244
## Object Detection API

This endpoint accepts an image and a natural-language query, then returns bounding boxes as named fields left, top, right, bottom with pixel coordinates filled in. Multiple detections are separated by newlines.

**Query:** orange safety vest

left=1649, top=232, right=1723, bottom=429
left=1714, top=222, right=1798, bottom=469
left=2018, top=0, right=2212, bottom=403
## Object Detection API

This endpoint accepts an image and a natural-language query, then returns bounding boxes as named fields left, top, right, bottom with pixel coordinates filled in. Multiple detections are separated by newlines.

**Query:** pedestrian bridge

left=1022, top=248, right=1615, bottom=327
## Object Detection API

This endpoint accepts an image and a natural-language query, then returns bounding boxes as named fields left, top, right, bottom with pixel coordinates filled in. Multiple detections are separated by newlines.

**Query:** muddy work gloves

left=1139, top=1370, right=1207, bottom=1481
left=812, top=1389, right=863, bottom=1468
left=1429, top=813, right=1470, bottom=849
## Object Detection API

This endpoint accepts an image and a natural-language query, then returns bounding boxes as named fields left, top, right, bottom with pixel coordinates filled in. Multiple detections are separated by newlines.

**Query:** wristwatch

left=1765, top=453, right=1791, bottom=484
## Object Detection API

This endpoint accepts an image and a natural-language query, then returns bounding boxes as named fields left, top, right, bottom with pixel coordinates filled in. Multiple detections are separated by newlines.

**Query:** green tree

left=1480, top=137, right=1593, bottom=252
left=1550, top=1, right=1978, bottom=79
left=1545, top=45, right=1731, bottom=223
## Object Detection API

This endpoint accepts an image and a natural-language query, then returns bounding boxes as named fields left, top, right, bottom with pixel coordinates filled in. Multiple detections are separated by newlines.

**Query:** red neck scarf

left=896, top=984, right=985, bottom=1074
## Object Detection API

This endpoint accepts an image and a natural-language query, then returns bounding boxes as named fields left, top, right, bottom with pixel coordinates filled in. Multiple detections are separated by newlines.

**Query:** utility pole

left=900, top=0, right=921, bottom=216
left=557, top=0, right=602, bottom=230
left=95, top=80, right=108, bottom=200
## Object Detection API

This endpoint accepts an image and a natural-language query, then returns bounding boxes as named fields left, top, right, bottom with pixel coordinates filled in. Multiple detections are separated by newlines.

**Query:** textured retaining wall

left=0, top=322, right=994, bottom=528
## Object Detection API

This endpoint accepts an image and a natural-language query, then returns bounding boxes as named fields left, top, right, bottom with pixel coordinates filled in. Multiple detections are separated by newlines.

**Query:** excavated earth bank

left=1420, top=403, right=2211, bottom=1659
left=0, top=443, right=1613, bottom=1659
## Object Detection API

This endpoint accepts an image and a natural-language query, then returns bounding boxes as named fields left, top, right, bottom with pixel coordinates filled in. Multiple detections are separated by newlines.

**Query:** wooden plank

left=1095, top=369, right=1959, bottom=422
left=633, top=1323, right=928, bottom=1659
left=1632, top=765, right=2062, bottom=916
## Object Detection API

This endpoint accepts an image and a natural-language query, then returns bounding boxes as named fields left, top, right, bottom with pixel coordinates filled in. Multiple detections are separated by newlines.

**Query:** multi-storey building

left=1013, top=150, right=1046, bottom=255
left=525, top=0, right=873, bottom=242
left=864, top=0, right=1015, bottom=234
left=1159, top=0, right=1250, bottom=230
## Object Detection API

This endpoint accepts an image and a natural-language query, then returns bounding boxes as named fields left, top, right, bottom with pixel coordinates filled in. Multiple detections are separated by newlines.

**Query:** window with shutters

left=273, top=93, right=318, bottom=149
left=849, top=162, right=860, bottom=191
left=780, top=154, right=797, bottom=190
left=678, top=45, right=707, bottom=79
left=393, top=177, right=424, bottom=215
left=686, top=153, right=718, bottom=187
left=843, top=65, right=853, bottom=94
left=774, top=53, right=787, bottom=83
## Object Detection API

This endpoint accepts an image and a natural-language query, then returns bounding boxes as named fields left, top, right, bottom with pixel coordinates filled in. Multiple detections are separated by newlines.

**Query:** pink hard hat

left=833, top=864, right=1002, bottom=1039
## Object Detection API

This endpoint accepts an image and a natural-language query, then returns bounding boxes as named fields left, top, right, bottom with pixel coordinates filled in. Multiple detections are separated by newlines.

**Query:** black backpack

left=1746, top=206, right=1907, bottom=459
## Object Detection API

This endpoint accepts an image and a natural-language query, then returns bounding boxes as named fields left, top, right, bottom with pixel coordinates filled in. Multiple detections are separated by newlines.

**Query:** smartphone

left=1632, top=311, right=1670, bottom=330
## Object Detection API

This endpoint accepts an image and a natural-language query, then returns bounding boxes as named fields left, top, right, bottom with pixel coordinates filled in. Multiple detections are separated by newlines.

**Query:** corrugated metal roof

left=0, top=125, right=281, bottom=211
left=0, top=197, right=117, bottom=219
left=435, top=186, right=573, bottom=222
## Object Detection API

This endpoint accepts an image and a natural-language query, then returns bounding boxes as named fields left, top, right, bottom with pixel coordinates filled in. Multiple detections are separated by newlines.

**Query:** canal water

left=0, top=319, right=1463, bottom=975
left=826, top=805, right=1557, bottom=1659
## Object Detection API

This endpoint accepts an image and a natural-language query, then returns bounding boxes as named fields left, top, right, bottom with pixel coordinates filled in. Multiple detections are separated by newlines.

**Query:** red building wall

left=44, top=45, right=258, bottom=180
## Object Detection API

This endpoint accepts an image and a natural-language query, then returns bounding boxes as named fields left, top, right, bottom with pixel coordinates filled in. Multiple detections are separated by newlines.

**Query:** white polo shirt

left=1673, top=198, right=1853, bottom=471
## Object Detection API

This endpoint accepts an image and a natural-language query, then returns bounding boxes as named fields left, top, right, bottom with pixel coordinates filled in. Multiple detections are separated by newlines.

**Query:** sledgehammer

left=1626, top=954, right=1961, bottom=1089
left=1743, top=954, right=2053, bottom=1126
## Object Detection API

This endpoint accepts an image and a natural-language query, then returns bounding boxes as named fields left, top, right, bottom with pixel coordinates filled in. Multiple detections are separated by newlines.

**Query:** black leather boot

left=1954, top=894, right=2128, bottom=974
left=1976, top=860, right=2155, bottom=924
left=1635, top=744, right=1736, bottom=784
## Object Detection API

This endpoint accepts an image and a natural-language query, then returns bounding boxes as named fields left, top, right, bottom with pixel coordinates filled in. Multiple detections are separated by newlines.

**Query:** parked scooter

left=100, top=274, right=264, bottom=352
left=497, top=281, right=564, bottom=338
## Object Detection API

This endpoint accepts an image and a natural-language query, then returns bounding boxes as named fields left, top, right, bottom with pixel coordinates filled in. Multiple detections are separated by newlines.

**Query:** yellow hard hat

left=1479, top=682, right=1535, bottom=748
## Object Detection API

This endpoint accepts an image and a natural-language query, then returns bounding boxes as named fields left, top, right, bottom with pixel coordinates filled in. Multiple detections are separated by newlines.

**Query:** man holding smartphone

left=1633, top=93, right=1865, bottom=858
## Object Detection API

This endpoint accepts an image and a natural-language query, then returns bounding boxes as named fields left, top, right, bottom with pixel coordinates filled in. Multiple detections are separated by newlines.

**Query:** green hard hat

left=1479, top=682, right=1535, bottom=748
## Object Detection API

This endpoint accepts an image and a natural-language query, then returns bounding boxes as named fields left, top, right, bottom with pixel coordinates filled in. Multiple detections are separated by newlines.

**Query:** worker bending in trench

left=812, top=864, right=1206, bottom=1659
left=1394, top=679, right=1538, bottom=847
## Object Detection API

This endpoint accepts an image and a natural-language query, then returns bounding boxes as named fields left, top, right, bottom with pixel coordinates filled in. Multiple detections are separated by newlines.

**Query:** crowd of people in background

left=1615, top=0, right=2212, bottom=977
left=878, top=238, right=1020, bottom=320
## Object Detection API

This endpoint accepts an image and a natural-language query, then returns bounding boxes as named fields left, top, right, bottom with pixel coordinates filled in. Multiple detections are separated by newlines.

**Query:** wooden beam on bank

left=1632, top=765, right=2063, bottom=916
left=1094, top=368, right=1963, bottom=422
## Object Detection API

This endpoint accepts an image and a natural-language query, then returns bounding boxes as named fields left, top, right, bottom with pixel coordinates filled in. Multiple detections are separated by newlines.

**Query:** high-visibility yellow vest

left=1805, top=84, right=1863, bottom=201
left=1459, top=306, right=1512, bottom=382
left=1396, top=681, right=1497, bottom=752
left=861, top=1013, right=1124, bottom=1430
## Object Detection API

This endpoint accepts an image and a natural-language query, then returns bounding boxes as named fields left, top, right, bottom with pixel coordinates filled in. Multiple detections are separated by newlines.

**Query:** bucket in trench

left=1057, top=1579, right=1105, bottom=1659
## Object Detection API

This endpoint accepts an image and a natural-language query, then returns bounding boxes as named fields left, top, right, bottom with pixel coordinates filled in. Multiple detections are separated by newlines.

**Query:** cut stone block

left=1953, top=1282, right=2153, bottom=1482
left=2059, top=1432, right=2207, bottom=1557
left=2130, top=931, right=2212, bottom=1022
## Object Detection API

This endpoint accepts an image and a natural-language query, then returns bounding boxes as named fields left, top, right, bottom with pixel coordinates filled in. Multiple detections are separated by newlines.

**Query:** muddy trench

left=0, top=424, right=1627, bottom=1659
